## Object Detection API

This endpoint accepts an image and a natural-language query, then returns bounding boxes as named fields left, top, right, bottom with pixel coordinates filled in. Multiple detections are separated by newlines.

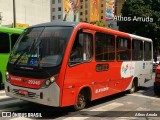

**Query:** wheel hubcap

left=77, top=94, right=85, bottom=108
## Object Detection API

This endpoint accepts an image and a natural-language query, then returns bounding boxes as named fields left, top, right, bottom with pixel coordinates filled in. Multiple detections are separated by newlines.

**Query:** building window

left=53, top=16, right=55, bottom=20
left=85, top=18, right=88, bottom=22
left=80, top=0, right=83, bottom=2
left=101, top=4, right=103, bottom=7
left=85, top=10, right=87, bottom=15
left=85, top=3, right=88, bottom=8
left=52, top=8, right=55, bottom=12
left=80, top=5, right=83, bottom=9
left=58, top=7, right=61, bottom=11
left=101, top=10, right=103, bottom=13
left=80, top=12, right=83, bottom=15
left=52, top=0, right=55, bottom=4
left=101, top=16, right=103, bottom=19
left=58, top=0, right=61, bottom=3
left=58, top=15, right=61, bottom=19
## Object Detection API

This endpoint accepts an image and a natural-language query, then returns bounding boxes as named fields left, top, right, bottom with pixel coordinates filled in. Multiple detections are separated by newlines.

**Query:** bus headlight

left=156, top=73, right=160, bottom=78
left=41, top=74, right=59, bottom=88
left=50, top=76, right=56, bottom=82
left=6, top=71, right=10, bottom=82
left=45, top=80, right=50, bottom=86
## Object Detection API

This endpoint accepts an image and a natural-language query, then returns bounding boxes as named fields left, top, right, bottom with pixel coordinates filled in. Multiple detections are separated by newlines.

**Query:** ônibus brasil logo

left=122, top=64, right=128, bottom=74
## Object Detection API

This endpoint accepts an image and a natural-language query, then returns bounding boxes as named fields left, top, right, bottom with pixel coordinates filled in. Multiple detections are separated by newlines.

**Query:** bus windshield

left=9, top=27, right=73, bottom=67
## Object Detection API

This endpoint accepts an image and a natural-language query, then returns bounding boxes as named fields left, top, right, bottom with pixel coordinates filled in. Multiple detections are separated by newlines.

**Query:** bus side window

left=132, top=39, right=143, bottom=60
left=0, top=32, right=10, bottom=53
left=69, top=32, right=93, bottom=65
left=144, top=42, right=152, bottom=61
left=95, top=32, right=115, bottom=61
left=116, top=37, right=131, bottom=61
left=11, top=34, right=20, bottom=50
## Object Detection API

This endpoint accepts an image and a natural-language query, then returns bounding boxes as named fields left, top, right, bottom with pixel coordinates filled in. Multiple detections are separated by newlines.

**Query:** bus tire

left=128, top=78, right=138, bottom=94
left=154, top=86, right=159, bottom=95
left=74, top=90, right=87, bottom=111
left=154, top=83, right=160, bottom=96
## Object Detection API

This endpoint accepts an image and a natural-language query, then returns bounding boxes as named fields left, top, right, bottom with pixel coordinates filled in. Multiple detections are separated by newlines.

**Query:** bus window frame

left=116, top=36, right=131, bottom=61
left=95, top=32, right=116, bottom=62
left=68, top=30, right=94, bottom=67
left=132, top=39, right=144, bottom=61
left=0, top=32, right=10, bottom=54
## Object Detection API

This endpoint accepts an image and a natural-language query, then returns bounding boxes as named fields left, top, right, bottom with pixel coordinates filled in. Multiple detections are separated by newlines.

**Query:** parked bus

left=0, top=27, right=23, bottom=88
left=5, top=22, right=153, bottom=110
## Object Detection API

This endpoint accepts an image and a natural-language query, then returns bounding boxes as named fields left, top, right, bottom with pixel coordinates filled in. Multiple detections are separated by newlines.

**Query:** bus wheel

left=129, top=79, right=138, bottom=94
left=74, top=91, right=87, bottom=110
left=154, top=84, right=160, bottom=96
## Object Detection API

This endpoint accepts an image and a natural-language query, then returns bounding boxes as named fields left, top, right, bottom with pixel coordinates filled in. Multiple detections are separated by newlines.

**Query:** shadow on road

left=9, top=92, right=127, bottom=119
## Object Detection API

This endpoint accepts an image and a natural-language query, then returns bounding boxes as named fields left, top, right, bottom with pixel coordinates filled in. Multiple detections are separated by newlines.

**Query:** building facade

left=115, top=0, right=125, bottom=16
left=0, top=0, right=125, bottom=27
left=52, top=0, right=63, bottom=21
left=0, top=0, right=51, bottom=26
left=79, top=0, right=106, bottom=24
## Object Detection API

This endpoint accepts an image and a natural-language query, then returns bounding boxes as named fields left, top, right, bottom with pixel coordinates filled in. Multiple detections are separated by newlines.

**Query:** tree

left=118, top=0, right=160, bottom=51
left=95, top=21, right=105, bottom=27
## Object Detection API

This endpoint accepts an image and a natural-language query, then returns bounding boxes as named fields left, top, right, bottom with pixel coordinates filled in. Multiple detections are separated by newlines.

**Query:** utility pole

left=13, top=0, right=16, bottom=28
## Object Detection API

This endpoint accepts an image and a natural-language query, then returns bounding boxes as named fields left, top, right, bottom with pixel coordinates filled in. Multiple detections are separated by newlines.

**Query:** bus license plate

left=18, top=89, right=28, bottom=96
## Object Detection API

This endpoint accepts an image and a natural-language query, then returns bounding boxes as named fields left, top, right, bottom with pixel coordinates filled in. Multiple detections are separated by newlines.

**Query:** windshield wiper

left=13, top=46, right=30, bottom=66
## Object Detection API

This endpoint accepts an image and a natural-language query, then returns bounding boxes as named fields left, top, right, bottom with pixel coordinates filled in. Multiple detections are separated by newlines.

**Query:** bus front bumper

left=5, top=82, right=60, bottom=107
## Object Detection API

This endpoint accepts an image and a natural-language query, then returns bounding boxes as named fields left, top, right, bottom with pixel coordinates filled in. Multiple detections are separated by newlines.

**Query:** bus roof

left=129, top=34, right=152, bottom=42
left=32, top=21, right=79, bottom=28
left=0, top=26, right=24, bottom=34
left=30, top=21, right=152, bottom=42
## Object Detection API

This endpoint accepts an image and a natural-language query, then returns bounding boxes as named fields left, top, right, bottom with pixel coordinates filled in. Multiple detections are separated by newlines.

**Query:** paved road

left=0, top=74, right=160, bottom=120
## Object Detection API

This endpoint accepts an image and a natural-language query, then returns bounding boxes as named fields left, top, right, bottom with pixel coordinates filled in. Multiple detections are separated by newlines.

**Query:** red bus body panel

left=60, top=23, right=132, bottom=107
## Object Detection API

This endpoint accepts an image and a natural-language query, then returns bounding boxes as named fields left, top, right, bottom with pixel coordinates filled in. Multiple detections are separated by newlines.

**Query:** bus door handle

left=91, top=82, right=95, bottom=85
left=106, top=79, right=110, bottom=82
left=68, top=85, right=73, bottom=88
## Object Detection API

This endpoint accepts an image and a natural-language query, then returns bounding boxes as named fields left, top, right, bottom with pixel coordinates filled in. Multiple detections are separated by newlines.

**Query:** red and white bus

left=5, top=22, right=153, bottom=110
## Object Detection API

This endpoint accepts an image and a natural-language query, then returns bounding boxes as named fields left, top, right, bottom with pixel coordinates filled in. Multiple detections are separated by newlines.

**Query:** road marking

left=114, top=117, right=138, bottom=120
left=0, top=95, right=11, bottom=99
left=89, top=102, right=124, bottom=111
left=63, top=102, right=124, bottom=120
left=128, top=94, right=160, bottom=101
left=0, top=90, right=5, bottom=94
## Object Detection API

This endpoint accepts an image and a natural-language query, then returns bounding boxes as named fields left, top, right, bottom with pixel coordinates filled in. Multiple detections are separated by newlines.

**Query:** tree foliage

left=118, top=0, right=160, bottom=50
left=95, top=21, right=105, bottom=27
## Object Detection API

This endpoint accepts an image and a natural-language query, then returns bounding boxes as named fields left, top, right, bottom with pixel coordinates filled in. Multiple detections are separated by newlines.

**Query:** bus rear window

left=0, top=32, right=10, bottom=53
left=11, top=34, right=20, bottom=49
